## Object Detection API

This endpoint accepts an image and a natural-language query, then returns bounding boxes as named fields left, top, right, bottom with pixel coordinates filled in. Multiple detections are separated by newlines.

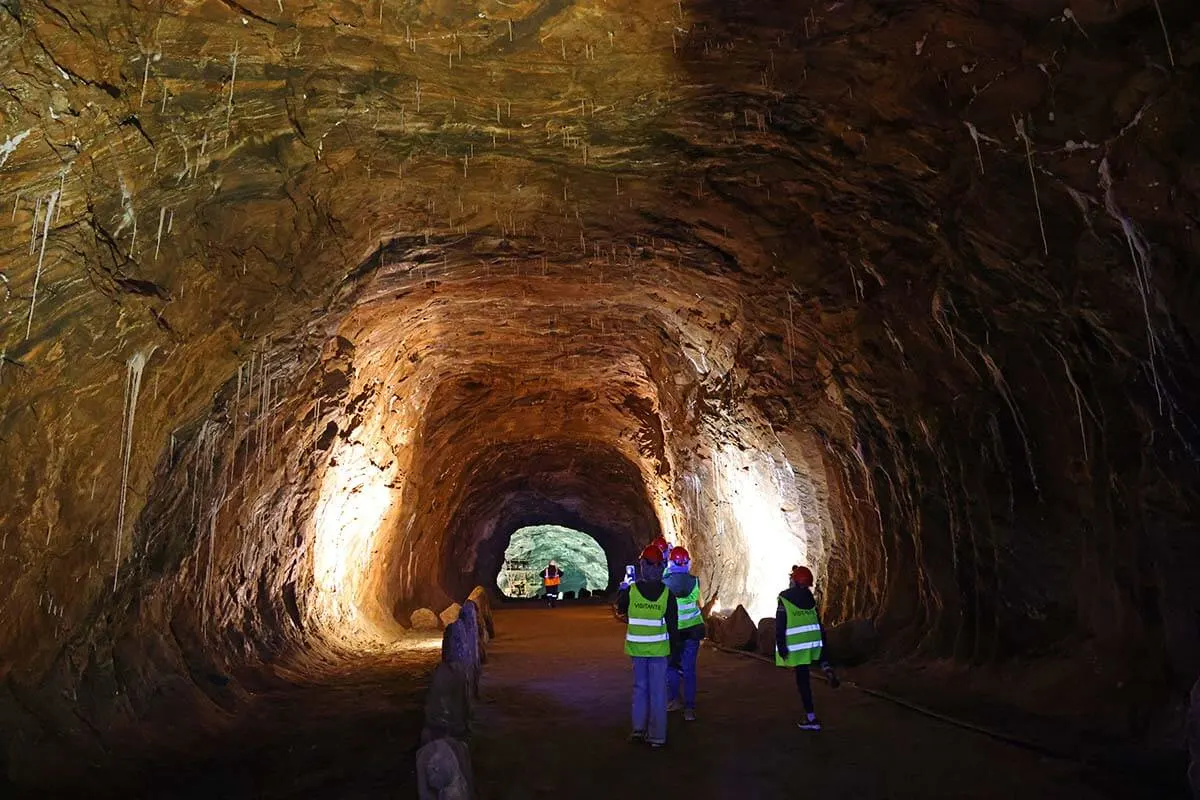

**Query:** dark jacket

left=664, top=572, right=706, bottom=641
left=617, top=579, right=679, bottom=652
left=775, top=585, right=830, bottom=665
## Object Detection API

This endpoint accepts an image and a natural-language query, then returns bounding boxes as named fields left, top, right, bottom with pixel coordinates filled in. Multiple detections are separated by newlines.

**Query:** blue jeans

left=631, top=656, right=668, bottom=744
left=667, top=638, right=699, bottom=709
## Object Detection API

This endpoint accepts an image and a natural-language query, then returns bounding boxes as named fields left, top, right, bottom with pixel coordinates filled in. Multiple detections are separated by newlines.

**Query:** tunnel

left=0, top=0, right=1198, bottom=797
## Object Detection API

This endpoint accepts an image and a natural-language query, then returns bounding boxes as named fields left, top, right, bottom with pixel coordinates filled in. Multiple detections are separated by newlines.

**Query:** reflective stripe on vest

left=775, top=595, right=823, bottom=667
left=676, top=583, right=704, bottom=630
left=625, top=585, right=670, bottom=657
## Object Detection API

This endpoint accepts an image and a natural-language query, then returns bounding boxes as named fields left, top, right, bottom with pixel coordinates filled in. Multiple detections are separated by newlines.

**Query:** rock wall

left=0, top=0, right=1196, bottom=787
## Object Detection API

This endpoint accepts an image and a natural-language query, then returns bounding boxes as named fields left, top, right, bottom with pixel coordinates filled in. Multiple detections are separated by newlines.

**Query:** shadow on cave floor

left=16, top=649, right=440, bottom=800
left=472, top=606, right=1157, bottom=800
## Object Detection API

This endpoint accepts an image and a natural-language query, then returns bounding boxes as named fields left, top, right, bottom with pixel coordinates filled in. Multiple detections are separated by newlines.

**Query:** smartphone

left=624, top=565, right=636, bottom=584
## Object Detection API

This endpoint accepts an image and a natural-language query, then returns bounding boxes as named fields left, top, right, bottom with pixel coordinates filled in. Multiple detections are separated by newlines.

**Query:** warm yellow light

left=711, top=443, right=809, bottom=620
left=312, top=439, right=396, bottom=645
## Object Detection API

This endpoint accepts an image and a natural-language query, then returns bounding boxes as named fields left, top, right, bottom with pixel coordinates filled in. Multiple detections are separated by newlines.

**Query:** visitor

left=664, top=546, right=703, bottom=721
left=617, top=545, right=678, bottom=748
left=541, top=560, right=563, bottom=608
left=650, top=535, right=672, bottom=574
left=775, top=564, right=839, bottom=731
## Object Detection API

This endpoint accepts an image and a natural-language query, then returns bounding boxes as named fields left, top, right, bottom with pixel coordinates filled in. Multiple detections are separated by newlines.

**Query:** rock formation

left=0, top=0, right=1196, bottom=790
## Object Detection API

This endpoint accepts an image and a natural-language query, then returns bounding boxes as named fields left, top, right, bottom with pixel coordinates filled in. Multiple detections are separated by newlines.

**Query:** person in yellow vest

left=664, top=546, right=704, bottom=721
left=775, top=565, right=840, bottom=730
left=617, top=545, right=679, bottom=748
left=541, top=560, right=563, bottom=608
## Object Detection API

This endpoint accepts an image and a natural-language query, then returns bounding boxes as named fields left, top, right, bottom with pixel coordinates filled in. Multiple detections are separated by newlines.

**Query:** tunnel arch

left=435, top=440, right=661, bottom=605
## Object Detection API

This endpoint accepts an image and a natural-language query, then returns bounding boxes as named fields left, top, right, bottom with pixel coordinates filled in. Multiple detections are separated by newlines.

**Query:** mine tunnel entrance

left=496, top=524, right=610, bottom=599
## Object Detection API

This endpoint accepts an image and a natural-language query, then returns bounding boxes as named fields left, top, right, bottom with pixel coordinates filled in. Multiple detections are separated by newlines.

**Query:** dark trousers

left=794, top=665, right=815, bottom=713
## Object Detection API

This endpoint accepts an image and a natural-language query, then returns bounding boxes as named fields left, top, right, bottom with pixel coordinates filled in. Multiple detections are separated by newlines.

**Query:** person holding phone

left=617, top=546, right=678, bottom=748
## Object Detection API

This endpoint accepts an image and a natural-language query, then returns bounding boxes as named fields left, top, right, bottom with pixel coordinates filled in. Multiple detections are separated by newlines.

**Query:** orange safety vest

left=543, top=570, right=561, bottom=587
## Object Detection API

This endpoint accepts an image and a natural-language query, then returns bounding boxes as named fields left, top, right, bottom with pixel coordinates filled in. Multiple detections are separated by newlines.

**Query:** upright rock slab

left=416, top=736, right=474, bottom=800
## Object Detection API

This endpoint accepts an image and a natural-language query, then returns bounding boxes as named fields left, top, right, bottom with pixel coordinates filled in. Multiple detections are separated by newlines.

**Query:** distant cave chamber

left=495, top=525, right=610, bottom=598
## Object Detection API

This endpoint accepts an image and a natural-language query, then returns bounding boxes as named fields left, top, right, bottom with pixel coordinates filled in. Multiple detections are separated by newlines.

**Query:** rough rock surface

left=461, top=601, right=486, bottom=667
left=826, top=618, right=880, bottom=666
left=719, top=606, right=758, bottom=651
left=0, top=0, right=1195, bottom=789
left=417, top=736, right=473, bottom=800
left=412, top=609, right=443, bottom=632
left=423, top=661, right=472, bottom=743
left=756, top=618, right=777, bottom=658
left=439, top=603, right=463, bottom=628
left=468, top=587, right=494, bottom=640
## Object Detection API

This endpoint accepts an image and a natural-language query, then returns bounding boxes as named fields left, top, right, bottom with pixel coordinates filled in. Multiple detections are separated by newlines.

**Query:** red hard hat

left=651, top=535, right=669, bottom=553
left=790, top=565, right=814, bottom=587
left=640, top=545, right=664, bottom=564
left=669, top=546, right=690, bottom=566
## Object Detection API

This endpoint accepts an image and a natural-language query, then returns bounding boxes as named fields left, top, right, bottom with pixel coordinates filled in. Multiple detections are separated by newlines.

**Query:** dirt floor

left=472, top=605, right=1162, bottom=800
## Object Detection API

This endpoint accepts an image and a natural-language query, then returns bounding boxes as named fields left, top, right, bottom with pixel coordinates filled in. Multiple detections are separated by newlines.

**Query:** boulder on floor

left=416, top=736, right=474, bottom=800
left=718, top=605, right=757, bottom=650
left=422, top=661, right=471, bottom=741
left=468, top=586, right=494, bottom=638
left=563, top=590, right=576, bottom=600
left=578, top=588, right=591, bottom=599
left=411, top=608, right=442, bottom=631
left=824, top=618, right=879, bottom=665
left=705, top=613, right=726, bottom=644
left=443, top=616, right=480, bottom=697
left=756, top=618, right=777, bottom=658
left=439, top=603, right=462, bottom=627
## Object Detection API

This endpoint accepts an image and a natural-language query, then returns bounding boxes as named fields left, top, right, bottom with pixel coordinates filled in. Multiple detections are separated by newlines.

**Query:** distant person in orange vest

left=541, top=560, right=563, bottom=608
left=775, top=565, right=839, bottom=730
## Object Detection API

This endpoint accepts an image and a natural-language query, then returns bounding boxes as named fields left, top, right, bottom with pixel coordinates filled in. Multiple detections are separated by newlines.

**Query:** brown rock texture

left=0, top=0, right=1196, bottom=790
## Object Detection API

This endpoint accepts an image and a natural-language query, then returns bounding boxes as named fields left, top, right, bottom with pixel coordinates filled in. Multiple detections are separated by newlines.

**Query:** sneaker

left=649, top=740, right=666, bottom=749
left=629, top=731, right=646, bottom=742
left=666, top=699, right=684, bottom=713
left=683, top=709, right=697, bottom=722
left=798, top=717, right=822, bottom=731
